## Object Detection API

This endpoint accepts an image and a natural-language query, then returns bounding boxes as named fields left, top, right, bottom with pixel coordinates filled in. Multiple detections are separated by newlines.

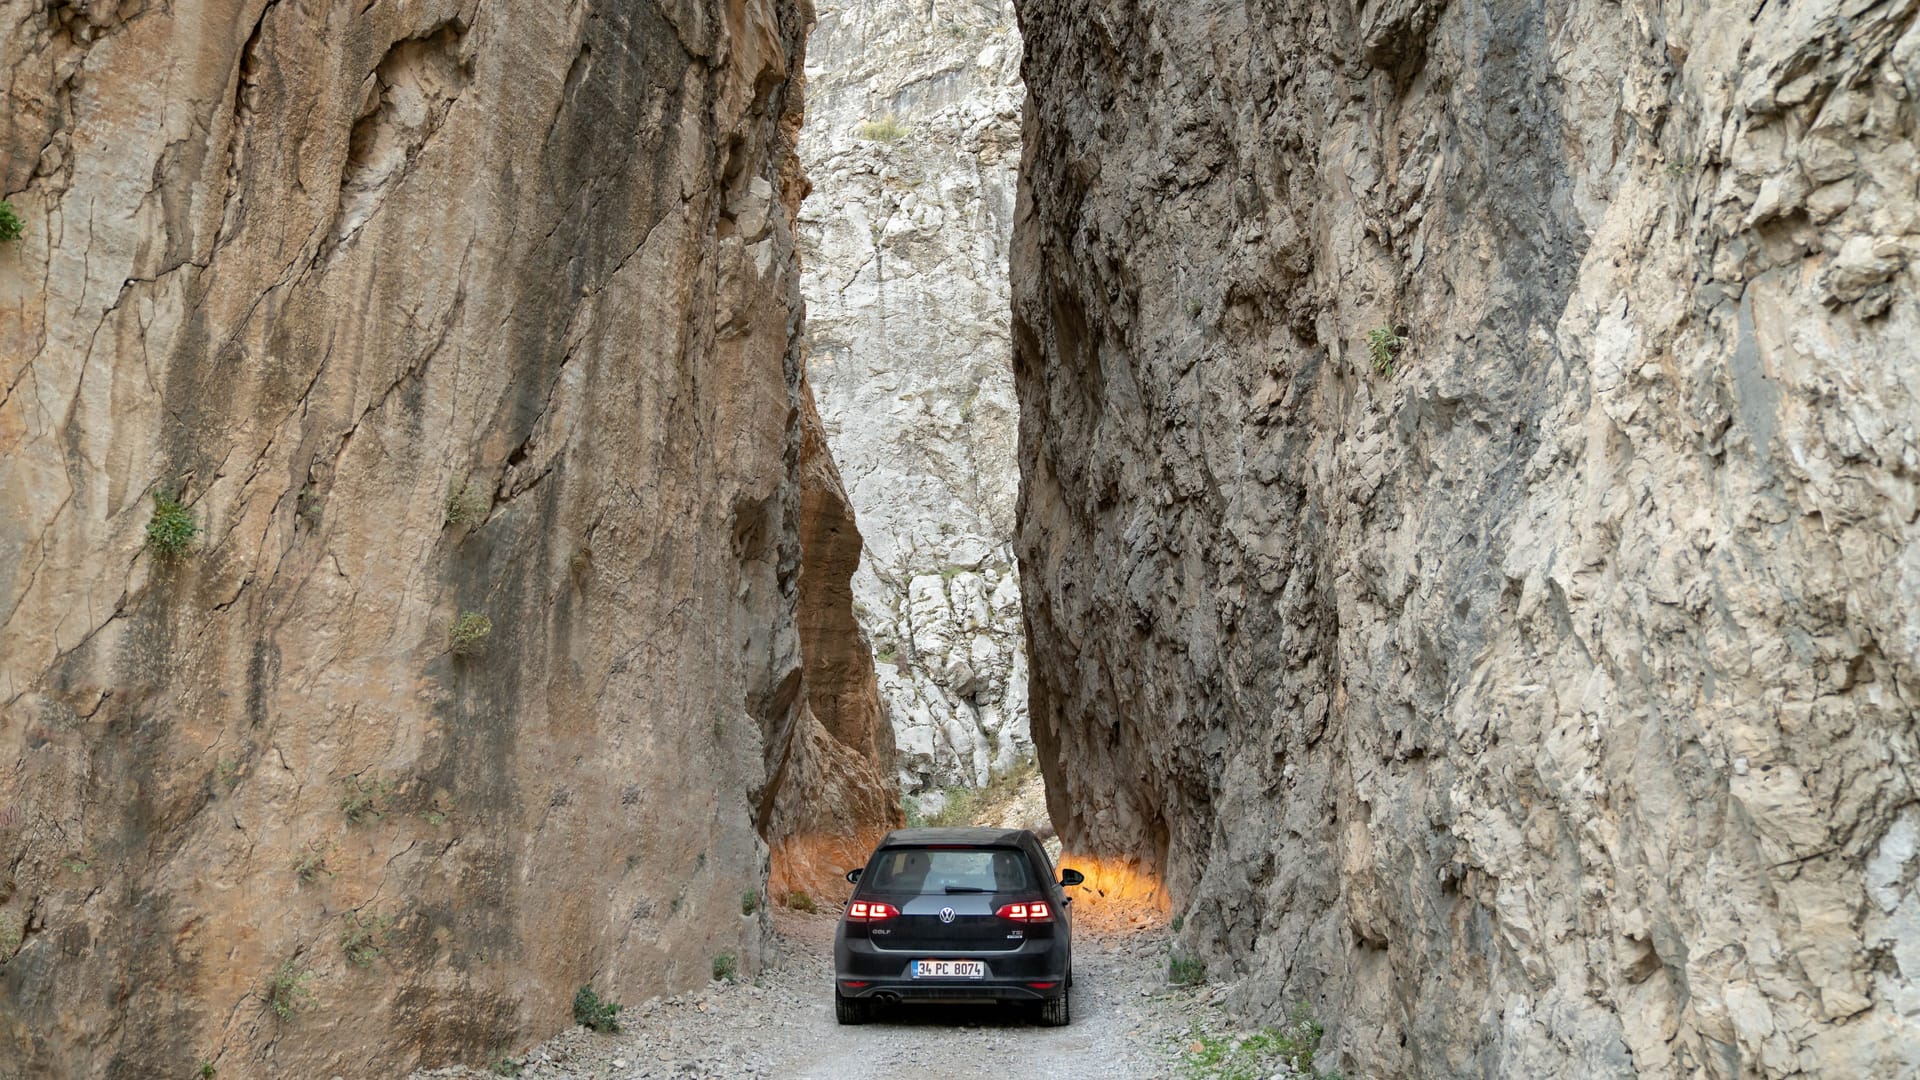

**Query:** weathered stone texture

left=0, top=0, right=890, bottom=1074
left=1013, top=0, right=1920, bottom=1076
left=799, top=0, right=1033, bottom=794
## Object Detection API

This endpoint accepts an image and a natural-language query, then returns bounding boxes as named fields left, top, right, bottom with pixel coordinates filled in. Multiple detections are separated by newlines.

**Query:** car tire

left=835, top=991, right=870, bottom=1025
left=1038, top=985, right=1070, bottom=1027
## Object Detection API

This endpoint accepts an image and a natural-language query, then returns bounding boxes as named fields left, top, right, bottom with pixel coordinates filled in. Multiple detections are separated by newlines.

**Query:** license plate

left=913, top=959, right=985, bottom=979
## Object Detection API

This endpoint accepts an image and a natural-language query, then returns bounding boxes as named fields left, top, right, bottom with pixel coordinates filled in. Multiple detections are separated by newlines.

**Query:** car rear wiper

left=942, top=886, right=992, bottom=894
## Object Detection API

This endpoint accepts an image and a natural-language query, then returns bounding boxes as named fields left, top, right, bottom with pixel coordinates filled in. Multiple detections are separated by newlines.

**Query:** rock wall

left=1013, top=1, right=1920, bottom=1076
left=0, top=0, right=892, bottom=1075
left=797, top=0, right=1031, bottom=794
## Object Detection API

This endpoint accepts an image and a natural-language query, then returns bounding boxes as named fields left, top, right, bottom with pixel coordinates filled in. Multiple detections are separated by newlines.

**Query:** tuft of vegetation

left=0, top=911, right=23, bottom=956
left=295, top=485, right=323, bottom=528
left=491, top=1059, right=524, bottom=1078
left=904, top=758, right=1038, bottom=829
left=443, top=478, right=487, bottom=529
left=1177, top=1005, right=1339, bottom=1080
left=340, top=775, right=393, bottom=824
left=290, top=843, right=333, bottom=884
left=265, top=959, right=316, bottom=1020
left=572, top=985, right=622, bottom=1033
left=0, top=200, right=21, bottom=243
left=198, top=1061, right=216, bottom=1079
left=855, top=114, right=910, bottom=143
left=1168, top=953, right=1206, bottom=986
left=740, top=890, right=759, bottom=916
left=1171, top=913, right=1186, bottom=933
left=339, top=910, right=393, bottom=967
left=1364, top=326, right=1407, bottom=377
left=145, top=492, right=198, bottom=559
left=784, top=890, right=817, bottom=914
left=449, top=612, right=493, bottom=656
left=712, top=953, right=738, bottom=982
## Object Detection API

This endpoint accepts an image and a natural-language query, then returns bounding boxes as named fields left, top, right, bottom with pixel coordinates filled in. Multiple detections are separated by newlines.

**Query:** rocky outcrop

left=1014, top=1, right=1920, bottom=1077
left=0, top=0, right=891, bottom=1075
left=798, top=0, right=1031, bottom=794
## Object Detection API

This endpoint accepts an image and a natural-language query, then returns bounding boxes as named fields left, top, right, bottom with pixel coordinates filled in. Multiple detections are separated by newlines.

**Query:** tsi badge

left=939, top=907, right=956, bottom=924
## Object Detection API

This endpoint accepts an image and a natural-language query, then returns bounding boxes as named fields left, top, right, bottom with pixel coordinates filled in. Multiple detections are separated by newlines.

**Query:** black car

left=833, top=827, right=1084, bottom=1026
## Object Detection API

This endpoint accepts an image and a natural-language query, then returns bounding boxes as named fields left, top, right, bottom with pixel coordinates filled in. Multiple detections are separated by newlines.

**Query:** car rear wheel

left=1037, top=985, right=1070, bottom=1027
left=835, top=991, right=871, bottom=1025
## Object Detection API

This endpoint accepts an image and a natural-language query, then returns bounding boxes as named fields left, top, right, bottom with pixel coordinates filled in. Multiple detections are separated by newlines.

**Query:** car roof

left=878, top=827, right=1034, bottom=848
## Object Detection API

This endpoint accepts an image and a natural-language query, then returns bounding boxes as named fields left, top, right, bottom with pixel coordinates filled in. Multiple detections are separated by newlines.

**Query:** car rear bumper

left=838, top=979, right=1060, bottom=1003
left=835, top=937, right=1068, bottom=1001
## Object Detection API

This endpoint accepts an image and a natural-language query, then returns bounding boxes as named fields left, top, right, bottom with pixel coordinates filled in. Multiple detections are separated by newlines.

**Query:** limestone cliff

left=798, top=0, right=1032, bottom=796
left=0, top=0, right=891, bottom=1074
left=1013, top=0, right=1920, bottom=1076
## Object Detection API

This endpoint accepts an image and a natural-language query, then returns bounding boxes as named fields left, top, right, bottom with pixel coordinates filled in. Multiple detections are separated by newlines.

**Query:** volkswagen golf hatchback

left=833, top=827, right=1084, bottom=1026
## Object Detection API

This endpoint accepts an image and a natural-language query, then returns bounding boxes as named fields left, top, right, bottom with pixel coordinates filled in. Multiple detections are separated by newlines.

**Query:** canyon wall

left=0, top=0, right=892, bottom=1075
left=1013, top=0, right=1920, bottom=1077
left=798, top=0, right=1032, bottom=796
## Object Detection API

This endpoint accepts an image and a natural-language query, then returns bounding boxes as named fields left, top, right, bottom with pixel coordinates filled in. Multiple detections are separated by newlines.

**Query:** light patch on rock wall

left=0, top=0, right=889, bottom=1075
left=1014, top=0, right=1920, bottom=1076
left=799, top=0, right=1030, bottom=796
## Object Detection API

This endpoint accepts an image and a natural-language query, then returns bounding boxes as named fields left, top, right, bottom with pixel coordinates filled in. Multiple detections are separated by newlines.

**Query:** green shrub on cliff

left=572, top=985, right=622, bottom=1033
left=265, top=960, right=315, bottom=1020
left=145, top=492, right=198, bottom=559
left=339, top=910, right=393, bottom=967
left=443, top=478, right=486, bottom=528
left=1364, top=326, right=1407, bottom=377
left=0, top=201, right=22, bottom=243
left=449, top=611, right=492, bottom=656
left=856, top=114, right=909, bottom=142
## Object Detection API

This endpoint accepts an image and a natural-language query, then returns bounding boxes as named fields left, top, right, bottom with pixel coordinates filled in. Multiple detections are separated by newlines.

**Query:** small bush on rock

left=572, top=985, right=622, bottom=1033
left=339, top=910, right=393, bottom=967
left=449, top=612, right=492, bottom=656
left=444, top=478, right=487, bottom=528
left=712, top=953, right=738, bottom=982
left=1169, top=953, right=1206, bottom=986
left=0, top=200, right=22, bottom=243
left=265, top=960, right=315, bottom=1020
left=1364, top=326, right=1407, bottom=377
left=784, top=890, right=817, bottom=914
left=145, top=492, right=198, bottom=559
left=340, top=776, right=393, bottom=823
left=855, top=114, right=909, bottom=142
left=740, top=890, right=759, bottom=916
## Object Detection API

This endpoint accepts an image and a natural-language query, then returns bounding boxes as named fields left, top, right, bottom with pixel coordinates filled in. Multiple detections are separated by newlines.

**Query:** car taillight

left=847, top=901, right=898, bottom=921
left=996, top=901, right=1052, bottom=921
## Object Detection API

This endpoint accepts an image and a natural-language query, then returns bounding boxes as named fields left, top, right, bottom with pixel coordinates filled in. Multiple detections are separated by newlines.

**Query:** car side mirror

left=1059, top=868, right=1084, bottom=887
left=845, top=868, right=863, bottom=884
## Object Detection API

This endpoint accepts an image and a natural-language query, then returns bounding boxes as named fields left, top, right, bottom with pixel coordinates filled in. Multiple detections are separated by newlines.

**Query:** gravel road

left=417, top=910, right=1211, bottom=1079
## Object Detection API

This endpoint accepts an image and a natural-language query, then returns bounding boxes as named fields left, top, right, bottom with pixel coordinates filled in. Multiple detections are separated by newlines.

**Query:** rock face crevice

left=1013, top=0, right=1920, bottom=1076
left=0, top=1, right=893, bottom=1075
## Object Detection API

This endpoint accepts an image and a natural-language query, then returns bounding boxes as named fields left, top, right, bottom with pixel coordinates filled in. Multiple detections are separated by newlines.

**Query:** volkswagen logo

left=939, top=907, right=956, bottom=923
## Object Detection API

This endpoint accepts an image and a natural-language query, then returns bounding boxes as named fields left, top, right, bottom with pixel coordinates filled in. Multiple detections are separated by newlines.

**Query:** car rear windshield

left=866, top=847, right=1033, bottom=894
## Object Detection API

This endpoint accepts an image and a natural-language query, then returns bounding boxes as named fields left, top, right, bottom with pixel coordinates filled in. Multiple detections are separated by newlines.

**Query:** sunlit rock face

left=1013, top=0, right=1920, bottom=1076
left=0, top=0, right=890, bottom=1074
left=797, top=0, right=1031, bottom=796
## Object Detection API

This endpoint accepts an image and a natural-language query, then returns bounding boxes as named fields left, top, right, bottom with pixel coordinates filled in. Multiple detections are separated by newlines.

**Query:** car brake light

left=847, top=901, right=899, bottom=921
left=995, top=901, right=1052, bottom=921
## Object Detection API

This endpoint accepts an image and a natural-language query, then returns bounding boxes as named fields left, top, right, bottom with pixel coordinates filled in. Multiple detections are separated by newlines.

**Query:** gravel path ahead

left=420, top=911, right=1205, bottom=1079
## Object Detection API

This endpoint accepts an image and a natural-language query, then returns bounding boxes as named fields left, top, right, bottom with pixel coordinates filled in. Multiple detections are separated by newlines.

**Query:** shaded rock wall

left=798, top=0, right=1032, bottom=795
left=0, top=0, right=891, bottom=1074
left=1013, top=0, right=1920, bottom=1076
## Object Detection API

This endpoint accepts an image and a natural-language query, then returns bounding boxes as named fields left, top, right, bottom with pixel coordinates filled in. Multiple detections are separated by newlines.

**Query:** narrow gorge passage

left=3, top=0, right=1916, bottom=1078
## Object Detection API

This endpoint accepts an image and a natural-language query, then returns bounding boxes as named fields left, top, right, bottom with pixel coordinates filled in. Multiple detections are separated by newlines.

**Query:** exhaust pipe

left=875, top=992, right=902, bottom=1004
